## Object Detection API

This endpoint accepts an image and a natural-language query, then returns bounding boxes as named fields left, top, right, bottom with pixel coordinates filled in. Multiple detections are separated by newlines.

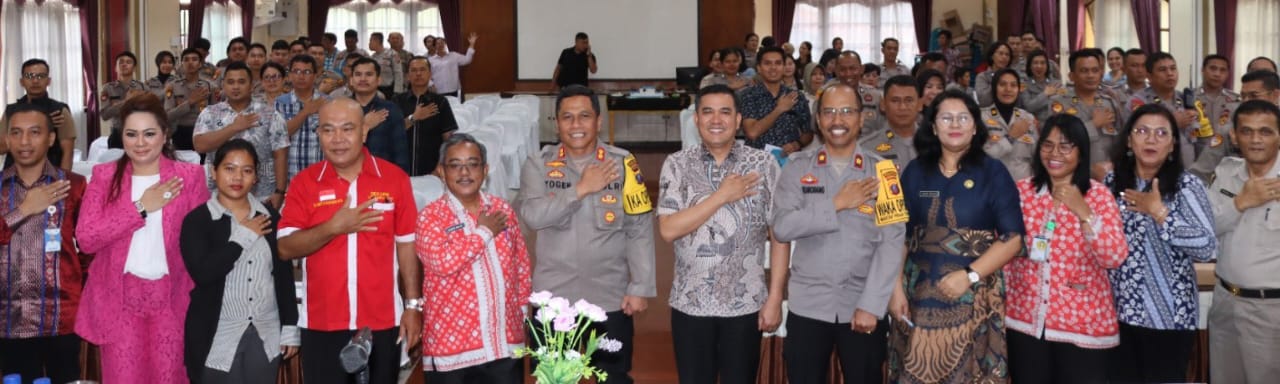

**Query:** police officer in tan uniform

left=515, top=85, right=655, bottom=384
left=145, top=51, right=177, bottom=98
left=1124, top=52, right=1203, bottom=168
left=859, top=75, right=919, bottom=170
left=100, top=51, right=148, bottom=147
left=830, top=51, right=883, bottom=136
left=1053, top=50, right=1124, bottom=172
left=1186, top=54, right=1242, bottom=181
left=164, top=48, right=214, bottom=153
left=981, top=68, right=1039, bottom=180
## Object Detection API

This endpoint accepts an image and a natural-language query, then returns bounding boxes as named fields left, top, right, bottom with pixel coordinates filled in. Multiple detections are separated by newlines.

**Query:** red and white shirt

left=279, top=149, right=417, bottom=331
left=1005, top=178, right=1127, bottom=349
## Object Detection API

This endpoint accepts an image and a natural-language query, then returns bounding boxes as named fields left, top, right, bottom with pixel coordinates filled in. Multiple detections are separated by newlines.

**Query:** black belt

left=1218, top=275, right=1280, bottom=299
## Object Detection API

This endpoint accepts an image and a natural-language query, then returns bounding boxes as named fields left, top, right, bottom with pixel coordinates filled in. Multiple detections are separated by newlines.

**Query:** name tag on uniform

left=918, top=190, right=940, bottom=198
left=373, top=202, right=395, bottom=211
left=44, top=228, right=62, bottom=253
left=1029, top=236, right=1050, bottom=262
left=1220, top=189, right=1236, bottom=198
left=801, top=186, right=825, bottom=194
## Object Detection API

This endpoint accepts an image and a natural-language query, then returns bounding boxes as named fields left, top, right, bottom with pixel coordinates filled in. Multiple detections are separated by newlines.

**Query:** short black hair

left=323, top=33, right=338, bottom=43
left=438, top=132, right=488, bottom=168
left=863, top=63, right=881, bottom=76
left=1068, top=48, right=1103, bottom=72
left=248, top=43, right=267, bottom=55
left=953, top=66, right=971, bottom=82
left=261, top=61, right=287, bottom=79
left=370, top=32, right=384, bottom=43
left=695, top=84, right=739, bottom=111
left=226, top=37, right=249, bottom=54
left=290, top=54, right=319, bottom=72
left=938, top=29, right=953, bottom=40
left=575, top=32, right=589, bottom=40
left=1109, top=103, right=1184, bottom=198
left=408, top=56, right=431, bottom=69
left=883, top=74, right=919, bottom=97
left=1031, top=114, right=1092, bottom=194
left=1024, top=49, right=1048, bottom=76
left=115, top=51, right=138, bottom=66
left=344, top=29, right=358, bottom=39
left=1144, top=51, right=1175, bottom=74
left=290, top=40, right=307, bottom=50
left=915, top=89, right=991, bottom=172
left=1124, top=48, right=1146, bottom=60
left=1242, top=70, right=1280, bottom=91
left=1107, top=47, right=1124, bottom=58
left=196, top=38, right=212, bottom=51
left=555, top=84, right=600, bottom=115
left=181, top=48, right=202, bottom=60
left=921, top=52, right=946, bottom=64
left=755, top=46, right=786, bottom=67
left=1202, top=54, right=1230, bottom=69
left=882, top=38, right=899, bottom=47
left=831, top=37, right=843, bottom=45
left=308, top=42, right=325, bottom=50
left=351, top=57, right=380, bottom=76
left=222, top=61, right=252, bottom=80
left=155, top=51, right=175, bottom=67
left=745, top=32, right=759, bottom=42
left=2, top=102, right=53, bottom=133
left=1233, top=100, right=1280, bottom=133
left=20, top=58, right=48, bottom=74
left=986, top=42, right=1012, bottom=66
left=1248, top=56, right=1278, bottom=72
left=212, top=138, right=260, bottom=172
left=271, top=39, right=290, bottom=51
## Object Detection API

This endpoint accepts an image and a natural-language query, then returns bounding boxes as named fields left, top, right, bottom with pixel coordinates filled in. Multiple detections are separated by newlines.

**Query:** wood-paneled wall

left=458, top=0, right=754, bottom=94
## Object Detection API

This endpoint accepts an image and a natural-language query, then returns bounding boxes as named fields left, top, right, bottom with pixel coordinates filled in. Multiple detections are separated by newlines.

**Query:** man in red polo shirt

left=278, top=97, right=422, bottom=384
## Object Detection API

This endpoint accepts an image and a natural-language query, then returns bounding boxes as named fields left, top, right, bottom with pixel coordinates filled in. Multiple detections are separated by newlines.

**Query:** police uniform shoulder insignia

left=557, top=146, right=567, bottom=158
left=545, top=160, right=566, bottom=168
left=986, top=119, right=999, bottom=127
left=863, top=93, right=873, bottom=104
left=857, top=204, right=875, bottom=215
left=621, top=154, right=652, bottom=214
left=885, top=131, right=895, bottom=139
left=990, top=108, right=999, bottom=116
left=989, top=134, right=1002, bottom=143
left=1220, top=110, right=1231, bottom=127
left=548, top=169, right=565, bottom=179
left=1052, top=102, right=1064, bottom=114
left=875, top=142, right=892, bottom=152
left=1130, top=99, right=1145, bottom=111
left=601, top=194, right=618, bottom=204
left=1211, top=134, right=1224, bottom=148
left=854, top=154, right=864, bottom=169
left=595, top=147, right=606, bottom=161
left=801, top=174, right=819, bottom=184
left=817, top=151, right=827, bottom=165
left=1067, top=107, right=1078, bottom=115
left=604, top=211, right=617, bottom=223
left=1072, top=96, right=1080, bottom=104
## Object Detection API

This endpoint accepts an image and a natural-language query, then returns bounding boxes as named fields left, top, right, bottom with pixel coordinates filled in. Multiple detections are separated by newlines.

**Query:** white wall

left=1168, top=0, right=1203, bottom=90
left=755, top=0, right=772, bottom=38
left=137, top=0, right=182, bottom=78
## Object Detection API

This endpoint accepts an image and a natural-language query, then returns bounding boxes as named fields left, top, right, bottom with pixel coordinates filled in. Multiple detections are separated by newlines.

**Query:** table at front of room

left=606, top=93, right=691, bottom=145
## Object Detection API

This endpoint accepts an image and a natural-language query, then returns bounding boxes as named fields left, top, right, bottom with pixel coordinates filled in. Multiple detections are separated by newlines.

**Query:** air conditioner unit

left=265, top=0, right=302, bottom=36
left=255, top=0, right=284, bottom=27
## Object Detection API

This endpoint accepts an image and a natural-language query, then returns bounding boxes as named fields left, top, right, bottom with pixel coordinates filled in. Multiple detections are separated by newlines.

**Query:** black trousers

left=0, top=333, right=81, bottom=384
left=300, top=327, right=399, bottom=384
left=422, top=357, right=521, bottom=384
left=1007, top=329, right=1110, bottom=384
left=1108, top=322, right=1196, bottom=383
left=783, top=312, right=887, bottom=384
left=173, top=124, right=196, bottom=152
left=528, top=309, right=634, bottom=384
left=670, top=309, right=761, bottom=384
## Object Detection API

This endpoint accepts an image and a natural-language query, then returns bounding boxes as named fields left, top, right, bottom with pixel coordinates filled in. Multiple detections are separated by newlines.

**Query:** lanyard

left=1041, top=200, right=1060, bottom=241
left=3, top=169, right=66, bottom=337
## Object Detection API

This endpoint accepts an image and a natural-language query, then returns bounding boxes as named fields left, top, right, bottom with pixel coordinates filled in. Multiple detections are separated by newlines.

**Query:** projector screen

left=515, top=0, right=699, bottom=80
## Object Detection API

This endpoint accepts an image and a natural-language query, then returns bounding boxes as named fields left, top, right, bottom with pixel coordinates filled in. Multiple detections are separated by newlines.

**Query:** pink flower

left=598, top=337, right=623, bottom=353
left=529, top=291, right=554, bottom=306
left=536, top=307, right=557, bottom=323
left=553, top=314, right=578, bottom=332
left=547, top=297, right=572, bottom=312
left=575, top=300, right=608, bottom=322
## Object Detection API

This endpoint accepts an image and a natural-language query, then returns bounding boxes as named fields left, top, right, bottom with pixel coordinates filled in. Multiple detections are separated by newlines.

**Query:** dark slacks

left=1007, top=329, right=1110, bottom=384
left=670, top=309, right=761, bottom=384
left=201, top=324, right=281, bottom=384
left=1108, top=322, right=1195, bottom=383
left=528, top=309, right=634, bottom=384
left=783, top=312, right=887, bottom=384
left=0, top=333, right=81, bottom=384
left=422, top=357, right=521, bottom=384
left=300, top=327, right=400, bottom=384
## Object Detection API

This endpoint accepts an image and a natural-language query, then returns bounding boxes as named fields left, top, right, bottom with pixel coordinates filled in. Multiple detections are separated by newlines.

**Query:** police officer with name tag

left=515, top=85, right=656, bottom=384
left=859, top=75, right=921, bottom=170
left=773, top=83, right=907, bottom=384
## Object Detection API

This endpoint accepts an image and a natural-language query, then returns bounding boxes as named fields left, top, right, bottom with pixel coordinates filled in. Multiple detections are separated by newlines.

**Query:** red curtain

left=75, top=0, right=101, bottom=145
left=998, top=0, right=1026, bottom=40
left=772, top=0, right=797, bottom=44
left=1131, top=0, right=1161, bottom=53
left=1215, top=0, right=1236, bottom=87
left=1028, top=0, right=1058, bottom=59
left=436, top=0, right=462, bottom=54
left=910, top=0, right=932, bottom=54
left=1067, top=0, right=1084, bottom=51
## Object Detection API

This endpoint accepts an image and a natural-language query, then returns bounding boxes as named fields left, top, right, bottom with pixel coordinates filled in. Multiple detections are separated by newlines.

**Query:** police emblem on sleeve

left=621, top=154, right=652, bottom=214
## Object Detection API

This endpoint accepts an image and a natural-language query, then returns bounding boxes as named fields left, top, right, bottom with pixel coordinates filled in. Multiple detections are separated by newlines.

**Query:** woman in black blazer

left=181, top=139, right=298, bottom=383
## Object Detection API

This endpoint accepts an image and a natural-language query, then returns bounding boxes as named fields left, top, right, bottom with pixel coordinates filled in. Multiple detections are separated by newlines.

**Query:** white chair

left=453, top=104, right=479, bottom=125
left=95, top=148, right=124, bottom=163
left=464, top=98, right=496, bottom=121
left=175, top=150, right=201, bottom=164
left=444, top=95, right=461, bottom=106
left=481, top=115, right=529, bottom=188
left=408, top=175, right=445, bottom=210
left=72, top=161, right=95, bottom=181
left=680, top=105, right=699, bottom=150
left=459, top=125, right=509, bottom=198
left=73, top=149, right=84, bottom=162
left=86, top=136, right=109, bottom=164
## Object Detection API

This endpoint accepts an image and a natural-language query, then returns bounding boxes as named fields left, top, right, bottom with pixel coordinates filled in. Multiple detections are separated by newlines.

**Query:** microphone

left=340, top=326, right=374, bottom=374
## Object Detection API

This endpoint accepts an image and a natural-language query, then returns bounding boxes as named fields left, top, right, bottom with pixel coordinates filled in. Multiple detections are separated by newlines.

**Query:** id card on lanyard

left=7, top=171, right=67, bottom=253
left=1029, top=202, right=1058, bottom=262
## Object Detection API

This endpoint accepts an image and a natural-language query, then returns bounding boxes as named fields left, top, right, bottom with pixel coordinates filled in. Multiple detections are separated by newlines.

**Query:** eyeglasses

left=22, top=73, right=48, bottom=80
left=262, top=74, right=283, bottom=81
left=819, top=107, right=858, bottom=120
left=444, top=161, right=484, bottom=173
left=1039, top=141, right=1078, bottom=155
left=290, top=69, right=315, bottom=75
left=936, top=114, right=974, bottom=126
left=1132, top=126, right=1172, bottom=141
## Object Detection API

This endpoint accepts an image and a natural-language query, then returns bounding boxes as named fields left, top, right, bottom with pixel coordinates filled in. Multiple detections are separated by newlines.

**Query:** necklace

left=939, top=163, right=958, bottom=176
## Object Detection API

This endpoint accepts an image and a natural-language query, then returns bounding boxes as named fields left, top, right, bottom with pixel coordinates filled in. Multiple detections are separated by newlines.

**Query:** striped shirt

left=204, top=197, right=299, bottom=371
left=276, top=90, right=330, bottom=181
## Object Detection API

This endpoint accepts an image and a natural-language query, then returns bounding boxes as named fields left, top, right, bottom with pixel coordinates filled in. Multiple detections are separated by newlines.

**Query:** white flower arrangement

left=515, top=291, right=622, bottom=383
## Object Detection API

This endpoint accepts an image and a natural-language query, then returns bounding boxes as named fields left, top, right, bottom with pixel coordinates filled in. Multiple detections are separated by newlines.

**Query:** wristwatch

left=404, top=298, right=424, bottom=312
left=964, top=266, right=980, bottom=284
left=134, top=200, right=147, bottom=219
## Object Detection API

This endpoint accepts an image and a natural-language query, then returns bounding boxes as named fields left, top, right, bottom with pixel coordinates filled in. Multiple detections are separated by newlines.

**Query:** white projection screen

left=515, top=0, right=699, bottom=80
